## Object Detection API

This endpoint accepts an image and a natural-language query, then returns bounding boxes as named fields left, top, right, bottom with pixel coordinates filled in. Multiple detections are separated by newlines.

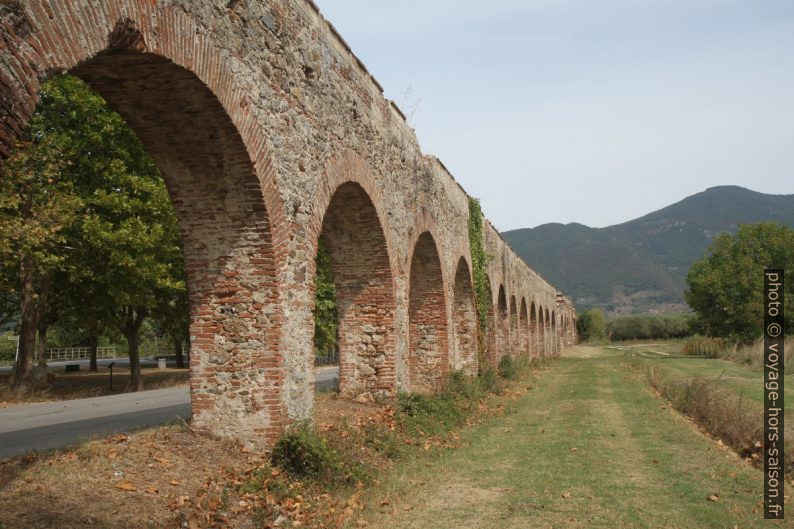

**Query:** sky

left=313, top=0, right=794, bottom=231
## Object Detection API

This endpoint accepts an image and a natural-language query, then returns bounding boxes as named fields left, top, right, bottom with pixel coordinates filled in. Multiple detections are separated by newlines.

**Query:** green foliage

left=46, top=75, right=184, bottom=322
left=313, top=238, right=338, bottom=355
left=396, top=366, right=516, bottom=437
left=476, top=366, right=500, bottom=394
left=0, top=333, right=15, bottom=362
left=497, top=355, right=518, bottom=380
left=681, top=335, right=732, bottom=358
left=606, top=313, right=694, bottom=341
left=397, top=392, right=465, bottom=437
left=576, top=308, right=607, bottom=342
left=685, top=222, right=794, bottom=341
left=1, top=74, right=187, bottom=386
left=271, top=422, right=359, bottom=484
left=468, top=197, right=491, bottom=364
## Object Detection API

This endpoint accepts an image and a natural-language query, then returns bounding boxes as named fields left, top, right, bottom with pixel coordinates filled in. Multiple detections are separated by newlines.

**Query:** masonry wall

left=0, top=0, right=576, bottom=447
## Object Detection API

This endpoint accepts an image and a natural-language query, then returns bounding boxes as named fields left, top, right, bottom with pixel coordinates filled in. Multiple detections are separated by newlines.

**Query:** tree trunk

left=123, top=306, right=147, bottom=392
left=88, top=325, right=99, bottom=373
left=35, top=277, right=49, bottom=368
left=174, top=339, right=184, bottom=369
left=12, top=255, right=37, bottom=395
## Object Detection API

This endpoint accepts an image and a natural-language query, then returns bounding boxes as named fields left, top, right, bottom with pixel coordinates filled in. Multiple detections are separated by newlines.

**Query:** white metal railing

left=36, top=346, right=117, bottom=361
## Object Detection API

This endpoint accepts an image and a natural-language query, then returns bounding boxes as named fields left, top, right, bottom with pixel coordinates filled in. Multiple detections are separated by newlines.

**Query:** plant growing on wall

left=468, top=197, right=492, bottom=367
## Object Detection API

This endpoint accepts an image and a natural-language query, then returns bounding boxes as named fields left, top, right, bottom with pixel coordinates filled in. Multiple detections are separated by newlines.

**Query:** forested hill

left=502, top=186, right=794, bottom=315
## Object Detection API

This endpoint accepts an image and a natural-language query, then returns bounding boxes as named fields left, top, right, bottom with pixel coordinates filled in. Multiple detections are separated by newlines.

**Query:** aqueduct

left=0, top=0, right=577, bottom=447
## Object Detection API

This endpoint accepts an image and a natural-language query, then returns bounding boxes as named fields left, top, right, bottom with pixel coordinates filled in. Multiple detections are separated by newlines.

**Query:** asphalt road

left=0, top=367, right=339, bottom=459
left=0, top=357, right=179, bottom=374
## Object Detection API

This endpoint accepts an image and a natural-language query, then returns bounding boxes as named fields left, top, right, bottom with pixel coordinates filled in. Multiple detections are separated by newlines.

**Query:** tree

left=313, top=238, right=338, bottom=357
left=0, top=134, right=81, bottom=394
left=41, top=76, right=184, bottom=390
left=152, top=279, right=190, bottom=369
left=685, top=222, right=794, bottom=341
left=2, top=74, right=186, bottom=392
left=576, top=308, right=606, bottom=342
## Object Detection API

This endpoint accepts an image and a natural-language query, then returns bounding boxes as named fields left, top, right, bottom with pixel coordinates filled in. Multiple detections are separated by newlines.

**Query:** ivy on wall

left=468, top=197, right=492, bottom=364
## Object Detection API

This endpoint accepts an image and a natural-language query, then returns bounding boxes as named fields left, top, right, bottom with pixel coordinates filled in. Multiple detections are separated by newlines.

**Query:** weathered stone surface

left=0, top=0, right=577, bottom=447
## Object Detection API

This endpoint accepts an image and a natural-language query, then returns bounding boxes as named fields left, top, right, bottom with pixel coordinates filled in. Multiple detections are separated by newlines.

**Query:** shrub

left=577, top=308, right=607, bottom=342
left=477, top=366, right=500, bottom=394
left=396, top=392, right=464, bottom=436
left=607, top=313, right=694, bottom=341
left=497, top=355, right=517, bottom=380
left=681, top=335, right=733, bottom=358
left=271, top=422, right=356, bottom=484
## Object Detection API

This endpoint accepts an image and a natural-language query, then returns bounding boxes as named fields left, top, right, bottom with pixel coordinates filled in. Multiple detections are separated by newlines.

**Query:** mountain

left=502, top=186, right=794, bottom=315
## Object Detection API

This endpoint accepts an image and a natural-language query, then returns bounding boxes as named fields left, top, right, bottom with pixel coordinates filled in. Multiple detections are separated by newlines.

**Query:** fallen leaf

left=145, top=486, right=158, bottom=494
left=569, top=447, right=578, bottom=452
left=114, top=481, right=136, bottom=492
left=561, top=492, right=572, bottom=499
left=170, top=480, right=181, bottom=486
left=707, top=495, right=719, bottom=502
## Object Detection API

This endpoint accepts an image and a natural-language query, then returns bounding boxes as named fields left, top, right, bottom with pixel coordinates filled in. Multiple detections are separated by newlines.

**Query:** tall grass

left=648, top=366, right=791, bottom=475
left=682, top=335, right=793, bottom=373
left=681, top=335, right=734, bottom=358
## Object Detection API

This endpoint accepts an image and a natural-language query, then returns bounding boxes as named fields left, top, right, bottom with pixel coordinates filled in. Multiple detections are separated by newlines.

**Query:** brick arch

left=497, top=285, right=509, bottom=362
left=519, top=298, right=529, bottom=358
left=0, top=3, right=290, bottom=446
left=509, top=295, right=518, bottom=356
left=451, top=257, right=477, bottom=375
left=529, top=302, right=539, bottom=357
left=315, top=181, right=396, bottom=400
left=408, top=232, right=449, bottom=392
left=313, top=150, right=401, bottom=277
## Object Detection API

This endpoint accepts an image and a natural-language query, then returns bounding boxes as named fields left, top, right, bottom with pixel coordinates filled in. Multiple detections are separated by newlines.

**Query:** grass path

left=361, top=349, right=787, bottom=528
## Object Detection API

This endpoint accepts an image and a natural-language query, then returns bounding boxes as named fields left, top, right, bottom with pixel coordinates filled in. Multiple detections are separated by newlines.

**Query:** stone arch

left=509, top=295, right=518, bottom=356
left=0, top=5, right=290, bottom=446
left=519, top=298, right=529, bottom=357
left=408, top=232, right=449, bottom=392
left=537, top=304, right=546, bottom=357
left=316, top=182, right=396, bottom=400
left=497, top=285, right=509, bottom=361
left=451, top=257, right=478, bottom=375
left=551, top=310, right=558, bottom=355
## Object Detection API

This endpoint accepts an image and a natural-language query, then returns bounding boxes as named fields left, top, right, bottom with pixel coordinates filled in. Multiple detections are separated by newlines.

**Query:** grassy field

left=358, top=345, right=789, bottom=528
left=614, top=340, right=794, bottom=407
left=2, top=345, right=789, bottom=528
